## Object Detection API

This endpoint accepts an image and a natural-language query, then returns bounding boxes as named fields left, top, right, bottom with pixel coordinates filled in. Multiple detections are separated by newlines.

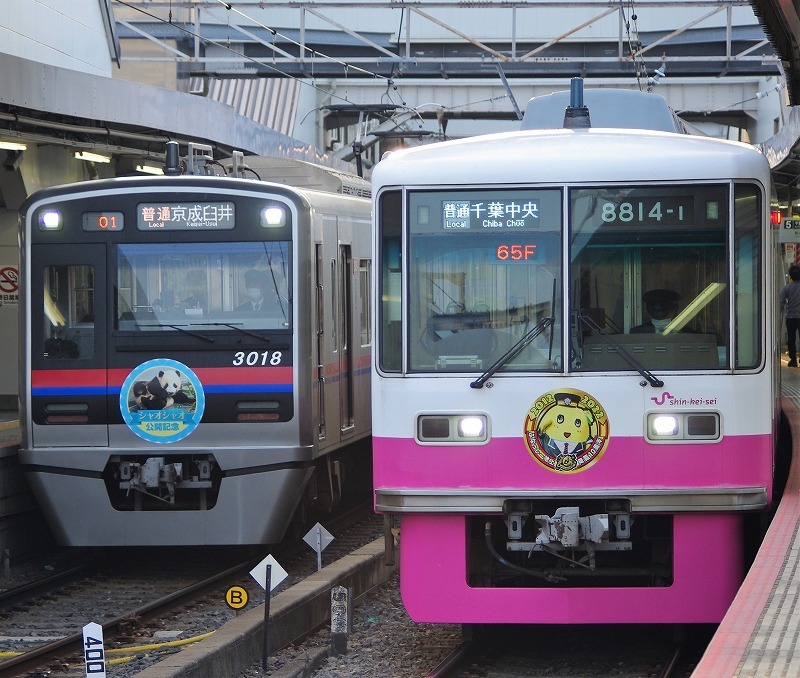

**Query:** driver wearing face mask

left=631, top=289, right=681, bottom=334
left=237, top=269, right=269, bottom=312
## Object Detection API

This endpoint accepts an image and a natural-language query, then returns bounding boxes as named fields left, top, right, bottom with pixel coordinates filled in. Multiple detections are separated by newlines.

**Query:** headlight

left=39, top=210, right=62, bottom=230
left=417, top=414, right=489, bottom=444
left=652, top=415, right=679, bottom=436
left=458, top=416, right=485, bottom=438
left=261, top=204, right=286, bottom=227
left=646, top=412, right=720, bottom=442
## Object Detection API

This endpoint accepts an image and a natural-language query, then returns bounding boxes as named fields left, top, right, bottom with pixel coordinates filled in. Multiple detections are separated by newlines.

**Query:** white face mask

left=651, top=318, right=670, bottom=333
left=246, top=288, right=263, bottom=302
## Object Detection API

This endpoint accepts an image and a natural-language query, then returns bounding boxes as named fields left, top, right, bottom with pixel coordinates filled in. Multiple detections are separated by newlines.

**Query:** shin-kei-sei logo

left=120, top=359, right=205, bottom=444
left=523, top=389, right=610, bottom=473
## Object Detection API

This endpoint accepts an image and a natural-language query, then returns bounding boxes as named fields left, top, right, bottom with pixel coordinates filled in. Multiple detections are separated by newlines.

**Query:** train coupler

left=118, top=457, right=213, bottom=505
left=505, top=506, right=633, bottom=559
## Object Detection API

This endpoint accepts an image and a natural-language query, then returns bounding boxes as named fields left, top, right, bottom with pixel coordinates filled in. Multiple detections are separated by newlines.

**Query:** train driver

left=630, top=289, right=680, bottom=334
left=237, top=269, right=270, bottom=312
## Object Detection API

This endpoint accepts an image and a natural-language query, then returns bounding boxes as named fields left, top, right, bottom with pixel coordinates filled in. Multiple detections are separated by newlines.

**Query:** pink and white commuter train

left=371, top=84, right=781, bottom=624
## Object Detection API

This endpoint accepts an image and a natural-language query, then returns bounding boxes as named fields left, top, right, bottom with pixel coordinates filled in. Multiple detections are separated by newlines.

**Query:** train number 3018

left=233, top=350, right=283, bottom=366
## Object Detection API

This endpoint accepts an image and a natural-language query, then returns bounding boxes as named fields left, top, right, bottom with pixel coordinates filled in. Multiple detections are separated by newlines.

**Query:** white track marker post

left=330, top=585, right=349, bottom=656
left=263, top=564, right=271, bottom=670
left=82, top=622, right=106, bottom=678
left=250, top=555, right=288, bottom=671
left=303, top=522, right=334, bottom=571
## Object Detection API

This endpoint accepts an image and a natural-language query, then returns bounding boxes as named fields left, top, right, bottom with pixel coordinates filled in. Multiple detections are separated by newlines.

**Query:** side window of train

left=734, top=183, right=762, bottom=369
left=43, top=265, right=94, bottom=360
left=359, top=259, right=371, bottom=347
left=378, top=190, right=402, bottom=372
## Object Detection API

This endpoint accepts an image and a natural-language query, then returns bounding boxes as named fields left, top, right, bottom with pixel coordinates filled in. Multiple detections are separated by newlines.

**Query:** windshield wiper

left=578, top=313, right=664, bottom=388
left=470, top=317, right=553, bottom=389
left=139, top=324, right=215, bottom=343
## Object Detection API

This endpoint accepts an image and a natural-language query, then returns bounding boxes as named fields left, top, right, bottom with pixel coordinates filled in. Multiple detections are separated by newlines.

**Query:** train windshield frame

left=115, top=241, right=292, bottom=332
left=378, top=180, right=762, bottom=375
left=404, top=188, right=563, bottom=374
left=572, top=183, right=731, bottom=372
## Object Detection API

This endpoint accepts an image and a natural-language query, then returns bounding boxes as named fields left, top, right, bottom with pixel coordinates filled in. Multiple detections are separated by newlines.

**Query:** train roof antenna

left=563, top=77, right=591, bottom=130
left=165, top=141, right=182, bottom=176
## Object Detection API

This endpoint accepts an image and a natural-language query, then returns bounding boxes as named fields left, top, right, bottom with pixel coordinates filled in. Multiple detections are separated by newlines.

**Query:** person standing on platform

left=780, top=265, right=800, bottom=367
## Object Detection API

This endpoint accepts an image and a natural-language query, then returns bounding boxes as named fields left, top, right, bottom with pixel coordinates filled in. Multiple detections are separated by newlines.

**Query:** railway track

left=0, top=499, right=379, bottom=677
left=420, top=624, right=711, bottom=678
left=246, top=585, right=704, bottom=677
left=0, top=558, right=256, bottom=677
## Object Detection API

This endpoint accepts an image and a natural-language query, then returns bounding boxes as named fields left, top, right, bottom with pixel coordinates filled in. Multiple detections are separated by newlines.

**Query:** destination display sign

left=443, top=198, right=540, bottom=230
left=137, top=202, right=235, bottom=230
left=410, top=188, right=561, bottom=236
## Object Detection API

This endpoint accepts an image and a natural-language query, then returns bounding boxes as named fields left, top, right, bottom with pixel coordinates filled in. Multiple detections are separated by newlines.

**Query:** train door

left=338, top=243, right=355, bottom=433
left=314, top=213, right=345, bottom=449
left=29, top=244, right=108, bottom=446
left=313, top=215, right=358, bottom=449
left=315, top=243, right=327, bottom=442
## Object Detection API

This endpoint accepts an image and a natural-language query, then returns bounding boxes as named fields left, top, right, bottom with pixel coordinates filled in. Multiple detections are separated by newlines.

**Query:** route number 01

left=82, top=622, right=106, bottom=677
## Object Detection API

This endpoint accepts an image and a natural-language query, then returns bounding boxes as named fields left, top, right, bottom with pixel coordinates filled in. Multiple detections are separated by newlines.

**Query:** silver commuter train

left=19, top=150, right=372, bottom=546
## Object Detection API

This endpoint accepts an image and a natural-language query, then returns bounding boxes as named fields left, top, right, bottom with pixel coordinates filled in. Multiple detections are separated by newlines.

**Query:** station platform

left=693, top=362, right=800, bottom=677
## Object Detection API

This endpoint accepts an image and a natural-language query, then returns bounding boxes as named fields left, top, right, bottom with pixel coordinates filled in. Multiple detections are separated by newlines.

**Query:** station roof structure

left=4, top=0, right=800, bottom=202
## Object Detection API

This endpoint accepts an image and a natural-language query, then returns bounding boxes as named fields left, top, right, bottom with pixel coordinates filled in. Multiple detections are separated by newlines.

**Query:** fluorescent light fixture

left=44, top=289, right=66, bottom=327
left=0, top=141, right=27, bottom=151
left=75, top=151, right=111, bottom=164
left=662, top=282, right=726, bottom=335
left=136, top=164, right=164, bottom=175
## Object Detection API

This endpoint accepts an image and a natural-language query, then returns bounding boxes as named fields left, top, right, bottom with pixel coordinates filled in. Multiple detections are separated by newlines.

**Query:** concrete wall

left=0, top=0, right=113, bottom=76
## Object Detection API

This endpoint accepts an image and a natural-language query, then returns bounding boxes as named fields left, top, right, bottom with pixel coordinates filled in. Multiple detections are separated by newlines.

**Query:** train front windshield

left=116, top=242, right=291, bottom=331
left=405, top=189, right=562, bottom=372
left=379, top=182, right=762, bottom=373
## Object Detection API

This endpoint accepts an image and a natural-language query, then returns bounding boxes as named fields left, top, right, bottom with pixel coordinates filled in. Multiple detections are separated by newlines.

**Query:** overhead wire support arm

left=495, top=64, right=522, bottom=120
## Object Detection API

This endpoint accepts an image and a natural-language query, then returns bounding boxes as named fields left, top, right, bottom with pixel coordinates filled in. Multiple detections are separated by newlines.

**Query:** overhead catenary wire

left=619, top=0, right=649, bottom=91
left=676, top=82, right=785, bottom=115
left=214, top=0, right=391, bottom=81
left=114, top=0, right=384, bottom=106
left=116, top=0, right=519, bottom=132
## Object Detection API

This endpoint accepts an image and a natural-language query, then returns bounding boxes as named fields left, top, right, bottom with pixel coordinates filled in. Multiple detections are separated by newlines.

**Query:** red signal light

left=771, top=210, right=783, bottom=226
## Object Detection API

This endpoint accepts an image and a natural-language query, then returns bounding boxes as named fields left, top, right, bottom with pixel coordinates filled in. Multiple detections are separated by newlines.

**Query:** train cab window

left=571, top=184, right=730, bottom=372
left=43, top=265, right=95, bottom=359
left=733, top=183, right=762, bottom=369
left=378, top=190, right=402, bottom=372
left=116, top=242, right=292, bottom=332
left=359, top=259, right=372, bottom=347
left=406, top=188, right=563, bottom=373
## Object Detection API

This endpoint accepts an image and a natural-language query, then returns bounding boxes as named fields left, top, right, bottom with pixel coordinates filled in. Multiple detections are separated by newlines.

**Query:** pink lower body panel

left=399, top=513, right=744, bottom=624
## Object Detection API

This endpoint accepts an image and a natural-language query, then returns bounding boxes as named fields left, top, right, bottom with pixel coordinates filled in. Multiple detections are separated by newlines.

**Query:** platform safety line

left=692, top=395, right=800, bottom=677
